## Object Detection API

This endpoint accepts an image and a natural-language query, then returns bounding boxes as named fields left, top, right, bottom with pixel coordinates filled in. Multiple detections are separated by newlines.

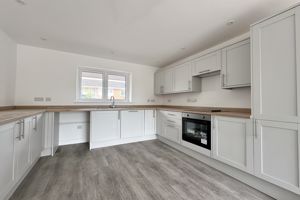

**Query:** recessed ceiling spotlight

left=181, top=47, right=186, bottom=51
left=16, top=0, right=26, bottom=5
left=226, top=19, right=235, bottom=26
left=40, top=37, right=47, bottom=41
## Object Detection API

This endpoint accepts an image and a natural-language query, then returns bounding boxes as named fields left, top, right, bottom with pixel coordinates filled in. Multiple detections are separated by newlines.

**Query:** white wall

left=15, top=45, right=160, bottom=105
left=162, top=75, right=251, bottom=108
left=0, top=29, right=16, bottom=106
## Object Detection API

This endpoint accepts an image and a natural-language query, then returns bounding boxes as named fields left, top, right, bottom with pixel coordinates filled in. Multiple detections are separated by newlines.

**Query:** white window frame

left=76, top=66, right=131, bottom=103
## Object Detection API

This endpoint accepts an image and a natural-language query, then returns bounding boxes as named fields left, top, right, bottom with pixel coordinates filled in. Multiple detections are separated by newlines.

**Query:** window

left=77, top=67, right=130, bottom=102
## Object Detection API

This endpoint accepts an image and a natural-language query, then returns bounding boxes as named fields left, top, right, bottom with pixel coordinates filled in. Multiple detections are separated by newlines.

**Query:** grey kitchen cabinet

left=212, top=116, right=253, bottom=173
left=121, top=110, right=145, bottom=138
left=252, top=5, right=300, bottom=123
left=221, top=39, right=251, bottom=89
left=90, top=111, right=120, bottom=149
left=154, top=70, right=165, bottom=95
left=145, top=110, right=156, bottom=136
left=154, top=68, right=174, bottom=94
left=158, top=110, right=182, bottom=143
left=254, top=120, right=300, bottom=194
left=0, top=123, right=15, bottom=200
left=251, top=4, right=300, bottom=194
left=163, top=68, right=174, bottom=94
left=14, top=117, right=31, bottom=182
left=173, top=63, right=201, bottom=93
left=191, top=50, right=221, bottom=77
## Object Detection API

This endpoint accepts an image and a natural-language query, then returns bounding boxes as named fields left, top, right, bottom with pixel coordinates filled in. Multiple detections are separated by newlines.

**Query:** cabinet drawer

left=160, top=110, right=182, bottom=120
left=163, top=123, right=181, bottom=143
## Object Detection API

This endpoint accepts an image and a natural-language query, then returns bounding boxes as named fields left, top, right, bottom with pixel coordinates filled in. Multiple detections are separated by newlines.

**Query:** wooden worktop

left=0, top=109, right=45, bottom=126
left=0, top=105, right=251, bottom=126
left=15, top=105, right=251, bottom=118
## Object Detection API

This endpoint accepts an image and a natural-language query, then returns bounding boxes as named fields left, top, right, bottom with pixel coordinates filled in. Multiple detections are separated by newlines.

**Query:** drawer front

left=160, top=110, right=182, bottom=120
left=163, top=123, right=181, bottom=143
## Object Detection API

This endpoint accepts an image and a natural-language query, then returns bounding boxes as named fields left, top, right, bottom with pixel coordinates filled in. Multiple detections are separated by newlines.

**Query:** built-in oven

left=182, top=113, right=211, bottom=153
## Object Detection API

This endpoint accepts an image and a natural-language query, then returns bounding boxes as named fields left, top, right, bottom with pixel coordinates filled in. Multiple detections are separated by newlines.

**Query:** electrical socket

left=33, top=97, right=44, bottom=102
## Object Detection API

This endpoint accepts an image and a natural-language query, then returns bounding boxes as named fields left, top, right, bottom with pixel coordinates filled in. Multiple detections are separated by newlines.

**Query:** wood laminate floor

left=10, top=140, right=273, bottom=200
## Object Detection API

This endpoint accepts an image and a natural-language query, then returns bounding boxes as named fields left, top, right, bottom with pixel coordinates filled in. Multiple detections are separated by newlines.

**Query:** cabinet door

left=14, top=118, right=31, bottom=182
left=121, top=110, right=145, bottom=138
left=192, top=50, right=221, bottom=76
left=163, top=68, right=174, bottom=93
left=156, top=111, right=164, bottom=136
left=163, top=122, right=181, bottom=143
left=0, top=123, right=15, bottom=199
left=212, top=117, right=253, bottom=173
left=173, top=63, right=191, bottom=92
left=90, top=111, right=120, bottom=144
left=221, top=39, right=250, bottom=88
left=30, top=114, right=43, bottom=164
left=252, top=6, right=300, bottom=123
left=145, top=110, right=156, bottom=136
left=254, top=120, right=300, bottom=194
left=154, top=70, right=164, bottom=94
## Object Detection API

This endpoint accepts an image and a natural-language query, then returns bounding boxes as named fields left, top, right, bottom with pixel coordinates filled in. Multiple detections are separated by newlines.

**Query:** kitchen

left=0, top=0, right=300, bottom=200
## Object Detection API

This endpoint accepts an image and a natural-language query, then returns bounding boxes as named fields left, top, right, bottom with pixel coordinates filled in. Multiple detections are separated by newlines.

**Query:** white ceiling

left=0, top=0, right=299, bottom=67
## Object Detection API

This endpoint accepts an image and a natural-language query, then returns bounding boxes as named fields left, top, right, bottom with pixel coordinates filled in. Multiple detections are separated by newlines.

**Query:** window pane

left=81, top=72, right=103, bottom=99
left=108, top=74, right=126, bottom=100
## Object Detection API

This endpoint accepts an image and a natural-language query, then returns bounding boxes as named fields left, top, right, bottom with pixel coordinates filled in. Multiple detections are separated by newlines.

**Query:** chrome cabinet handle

left=33, top=116, right=37, bottom=131
left=167, top=120, right=176, bottom=124
left=167, top=125, right=175, bottom=128
left=188, top=80, right=191, bottom=90
left=16, top=121, right=22, bottom=141
left=21, top=120, right=25, bottom=139
left=198, top=69, right=210, bottom=74
left=118, top=111, right=121, bottom=120
left=128, top=110, right=138, bottom=112
left=167, top=113, right=175, bottom=116
left=153, top=110, right=156, bottom=118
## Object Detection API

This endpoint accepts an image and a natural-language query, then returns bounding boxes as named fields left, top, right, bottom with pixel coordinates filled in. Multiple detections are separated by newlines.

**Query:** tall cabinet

left=251, top=5, right=300, bottom=194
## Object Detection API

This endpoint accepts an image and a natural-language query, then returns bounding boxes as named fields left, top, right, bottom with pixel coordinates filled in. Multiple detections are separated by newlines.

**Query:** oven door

left=182, top=117, right=211, bottom=150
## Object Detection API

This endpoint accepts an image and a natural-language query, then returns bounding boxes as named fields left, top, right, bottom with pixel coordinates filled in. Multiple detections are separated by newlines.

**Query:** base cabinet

left=14, top=118, right=31, bottom=182
left=254, top=120, right=300, bottom=194
left=145, top=110, right=156, bottom=136
left=0, top=123, right=15, bottom=200
left=30, top=114, right=43, bottom=164
left=157, top=111, right=182, bottom=144
left=90, top=111, right=120, bottom=148
left=212, top=116, right=253, bottom=173
left=121, top=110, right=145, bottom=138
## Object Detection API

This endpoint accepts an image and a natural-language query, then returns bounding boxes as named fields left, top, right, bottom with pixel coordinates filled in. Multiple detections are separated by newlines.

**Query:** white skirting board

left=90, top=135, right=157, bottom=150
left=158, top=136, right=300, bottom=200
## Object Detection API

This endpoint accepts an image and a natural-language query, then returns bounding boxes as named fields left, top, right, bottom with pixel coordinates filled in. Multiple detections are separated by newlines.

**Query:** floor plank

left=10, top=140, right=274, bottom=200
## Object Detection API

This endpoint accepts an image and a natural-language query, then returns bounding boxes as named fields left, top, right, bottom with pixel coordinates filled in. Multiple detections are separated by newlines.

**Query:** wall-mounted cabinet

left=155, top=35, right=251, bottom=95
left=191, top=50, right=221, bottom=77
left=221, top=39, right=251, bottom=89
left=154, top=63, right=201, bottom=95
